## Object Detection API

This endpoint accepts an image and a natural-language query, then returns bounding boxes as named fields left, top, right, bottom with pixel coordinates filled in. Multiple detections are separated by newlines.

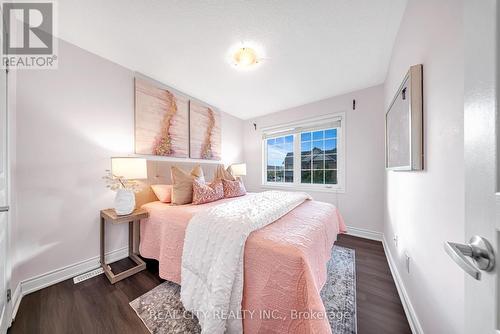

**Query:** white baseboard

left=382, top=236, right=424, bottom=334
left=346, top=225, right=383, bottom=241
left=10, top=246, right=129, bottom=321
left=10, top=282, right=22, bottom=326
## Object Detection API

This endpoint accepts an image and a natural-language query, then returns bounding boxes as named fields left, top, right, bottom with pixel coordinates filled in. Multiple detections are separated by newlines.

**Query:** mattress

left=140, top=194, right=346, bottom=334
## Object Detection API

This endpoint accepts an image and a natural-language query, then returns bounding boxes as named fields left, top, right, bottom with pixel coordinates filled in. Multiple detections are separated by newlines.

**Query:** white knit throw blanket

left=180, top=191, right=311, bottom=334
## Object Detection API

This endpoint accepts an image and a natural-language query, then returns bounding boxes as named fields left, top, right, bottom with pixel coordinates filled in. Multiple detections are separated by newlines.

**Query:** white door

left=445, top=1, right=500, bottom=333
left=0, top=9, right=9, bottom=334
left=0, top=65, right=8, bottom=334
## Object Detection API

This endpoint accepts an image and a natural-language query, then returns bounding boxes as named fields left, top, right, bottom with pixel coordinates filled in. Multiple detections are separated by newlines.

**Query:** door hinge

left=6, top=289, right=11, bottom=302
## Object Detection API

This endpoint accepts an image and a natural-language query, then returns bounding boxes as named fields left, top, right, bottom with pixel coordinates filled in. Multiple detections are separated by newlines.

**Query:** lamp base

left=114, top=189, right=135, bottom=216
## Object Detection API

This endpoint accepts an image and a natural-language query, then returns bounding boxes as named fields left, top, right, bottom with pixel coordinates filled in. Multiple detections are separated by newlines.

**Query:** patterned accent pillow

left=222, top=178, right=247, bottom=198
left=192, top=179, right=224, bottom=205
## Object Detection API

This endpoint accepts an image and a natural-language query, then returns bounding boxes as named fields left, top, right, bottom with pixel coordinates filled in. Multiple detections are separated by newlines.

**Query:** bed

left=139, top=193, right=346, bottom=334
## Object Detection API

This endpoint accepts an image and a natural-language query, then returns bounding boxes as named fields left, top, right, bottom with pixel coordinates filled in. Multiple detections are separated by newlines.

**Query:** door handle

left=444, top=236, right=495, bottom=280
left=0, top=206, right=8, bottom=212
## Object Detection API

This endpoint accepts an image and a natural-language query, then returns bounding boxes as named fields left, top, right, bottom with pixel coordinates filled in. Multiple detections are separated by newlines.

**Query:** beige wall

left=383, top=0, right=465, bottom=333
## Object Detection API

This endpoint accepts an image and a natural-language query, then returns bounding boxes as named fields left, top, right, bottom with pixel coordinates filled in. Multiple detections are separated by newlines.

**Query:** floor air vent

left=73, top=267, right=104, bottom=284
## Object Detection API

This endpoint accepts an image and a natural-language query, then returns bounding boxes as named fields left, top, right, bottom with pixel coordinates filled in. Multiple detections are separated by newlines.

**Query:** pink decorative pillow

left=151, top=184, right=172, bottom=203
left=192, top=179, right=224, bottom=205
left=222, top=178, right=247, bottom=198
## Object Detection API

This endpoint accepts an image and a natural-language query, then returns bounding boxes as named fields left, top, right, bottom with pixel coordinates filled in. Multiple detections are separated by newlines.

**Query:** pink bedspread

left=140, top=195, right=346, bottom=334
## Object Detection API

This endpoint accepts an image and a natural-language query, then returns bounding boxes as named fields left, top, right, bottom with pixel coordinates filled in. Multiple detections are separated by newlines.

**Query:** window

left=300, top=129, right=337, bottom=184
left=266, top=135, right=294, bottom=183
left=262, top=114, right=345, bottom=192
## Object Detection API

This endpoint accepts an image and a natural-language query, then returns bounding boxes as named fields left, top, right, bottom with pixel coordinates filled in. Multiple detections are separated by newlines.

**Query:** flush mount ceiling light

left=228, top=42, right=264, bottom=70
left=233, top=47, right=258, bottom=67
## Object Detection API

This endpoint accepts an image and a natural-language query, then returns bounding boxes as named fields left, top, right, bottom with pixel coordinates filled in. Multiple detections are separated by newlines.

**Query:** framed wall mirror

left=385, top=64, right=423, bottom=171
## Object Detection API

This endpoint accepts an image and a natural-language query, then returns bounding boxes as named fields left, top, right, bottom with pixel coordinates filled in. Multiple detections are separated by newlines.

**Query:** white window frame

left=261, top=112, right=346, bottom=193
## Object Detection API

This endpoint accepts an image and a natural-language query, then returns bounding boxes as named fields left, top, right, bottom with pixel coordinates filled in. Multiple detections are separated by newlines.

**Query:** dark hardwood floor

left=8, top=234, right=411, bottom=334
left=335, top=235, right=412, bottom=334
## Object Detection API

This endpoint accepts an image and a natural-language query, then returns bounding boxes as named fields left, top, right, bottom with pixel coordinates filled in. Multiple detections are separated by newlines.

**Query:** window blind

left=262, top=117, right=342, bottom=139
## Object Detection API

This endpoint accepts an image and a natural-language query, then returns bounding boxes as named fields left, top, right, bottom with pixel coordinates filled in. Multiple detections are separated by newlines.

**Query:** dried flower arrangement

left=103, top=170, right=141, bottom=193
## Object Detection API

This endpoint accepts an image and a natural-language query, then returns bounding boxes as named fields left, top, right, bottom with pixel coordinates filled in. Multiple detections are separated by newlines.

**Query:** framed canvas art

left=385, top=64, right=423, bottom=170
left=189, top=101, right=221, bottom=160
left=135, top=78, right=189, bottom=157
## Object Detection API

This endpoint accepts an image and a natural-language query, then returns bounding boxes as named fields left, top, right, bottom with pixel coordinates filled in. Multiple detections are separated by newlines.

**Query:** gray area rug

left=321, top=246, right=357, bottom=334
left=130, top=246, right=356, bottom=334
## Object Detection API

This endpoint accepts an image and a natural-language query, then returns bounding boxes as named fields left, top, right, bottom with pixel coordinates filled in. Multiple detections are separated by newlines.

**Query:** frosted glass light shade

left=230, top=163, right=247, bottom=176
left=233, top=48, right=258, bottom=67
left=111, top=158, right=147, bottom=179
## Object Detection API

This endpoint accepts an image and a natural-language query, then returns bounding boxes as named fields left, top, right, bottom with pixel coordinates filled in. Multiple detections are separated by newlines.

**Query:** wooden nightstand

left=100, top=208, right=149, bottom=284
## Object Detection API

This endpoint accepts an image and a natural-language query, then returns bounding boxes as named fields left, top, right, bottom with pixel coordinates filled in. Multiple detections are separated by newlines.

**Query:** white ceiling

left=56, top=0, right=407, bottom=120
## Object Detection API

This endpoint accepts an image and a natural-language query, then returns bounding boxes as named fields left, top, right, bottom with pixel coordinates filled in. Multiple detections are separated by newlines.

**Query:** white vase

left=114, top=189, right=135, bottom=215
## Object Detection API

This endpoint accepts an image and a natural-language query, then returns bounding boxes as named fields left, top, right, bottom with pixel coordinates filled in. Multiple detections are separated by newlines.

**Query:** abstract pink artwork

left=135, top=78, right=189, bottom=157
left=189, top=101, right=221, bottom=160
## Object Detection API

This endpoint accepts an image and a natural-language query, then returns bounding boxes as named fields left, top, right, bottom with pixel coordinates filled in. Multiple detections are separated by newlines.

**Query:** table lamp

left=230, top=163, right=247, bottom=177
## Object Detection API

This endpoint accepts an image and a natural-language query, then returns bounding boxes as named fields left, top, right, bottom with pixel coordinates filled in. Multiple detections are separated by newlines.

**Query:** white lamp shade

left=111, top=158, right=147, bottom=179
left=230, top=163, right=247, bottom=176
